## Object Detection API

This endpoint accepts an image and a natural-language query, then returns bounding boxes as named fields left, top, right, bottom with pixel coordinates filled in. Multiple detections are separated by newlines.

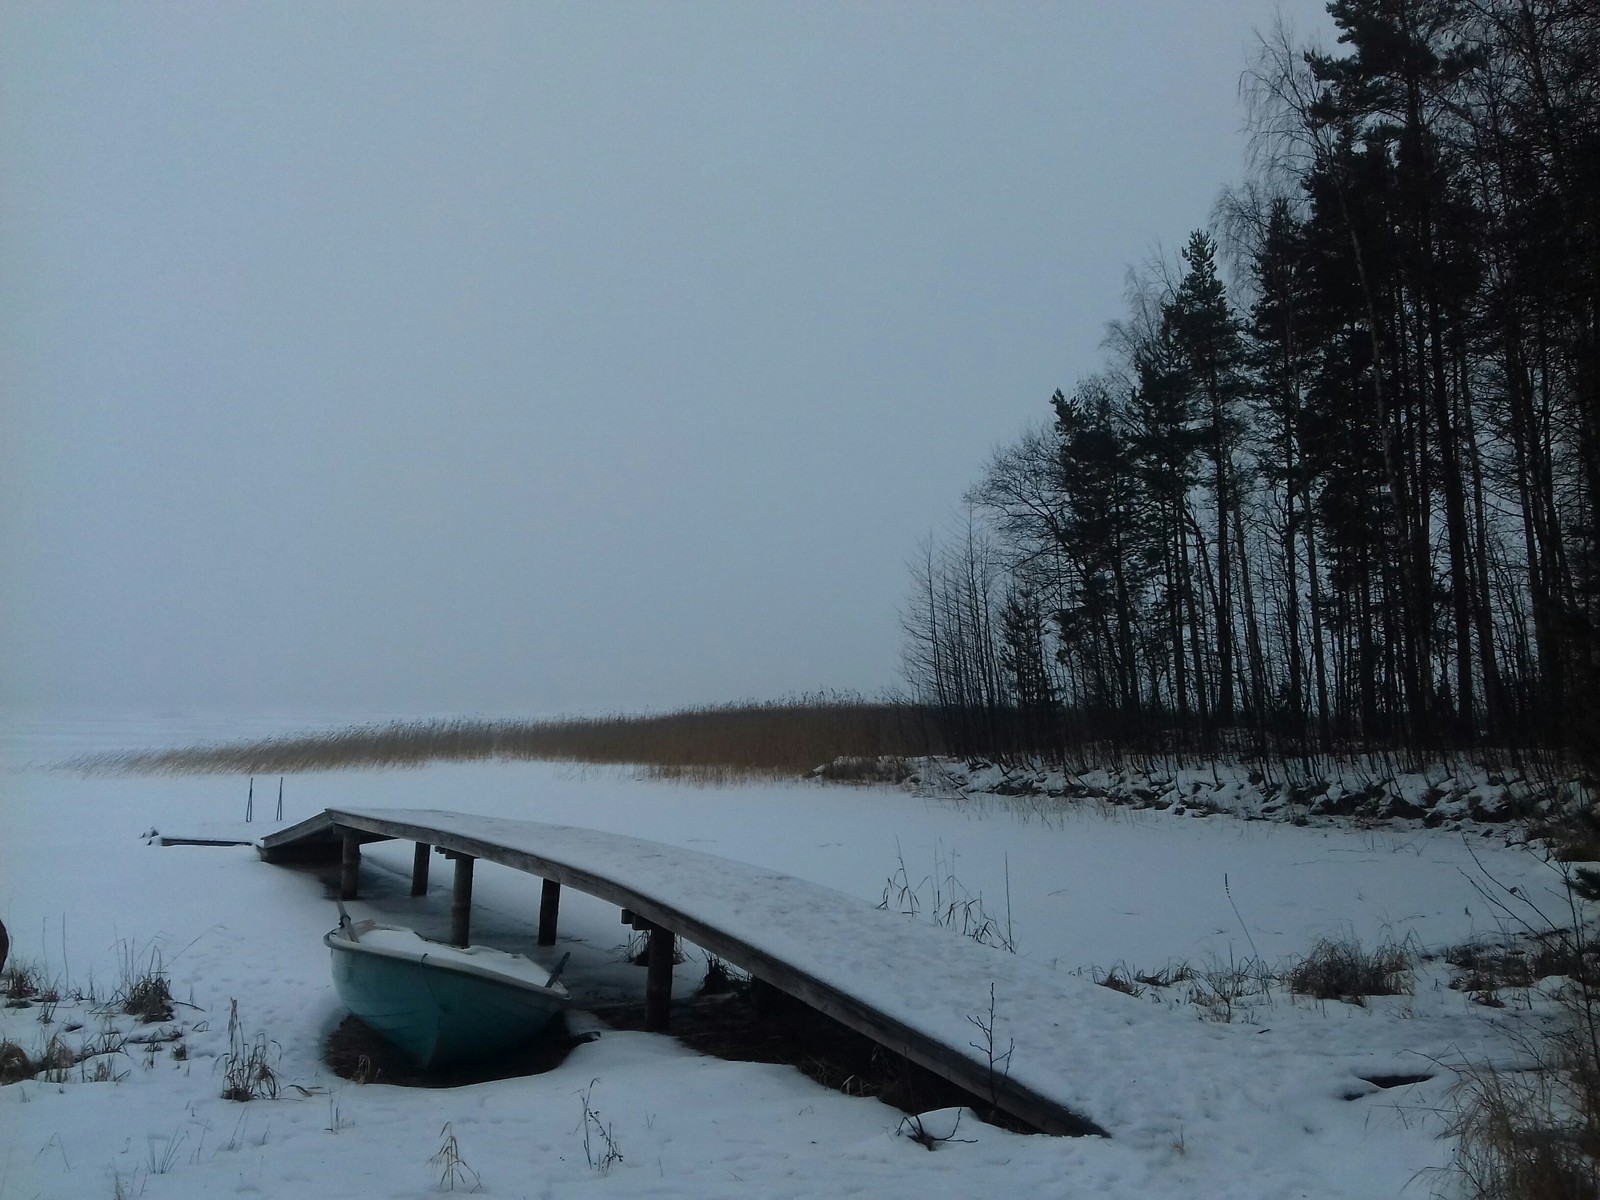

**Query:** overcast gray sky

left=2, top=1, right=1330, bottom=719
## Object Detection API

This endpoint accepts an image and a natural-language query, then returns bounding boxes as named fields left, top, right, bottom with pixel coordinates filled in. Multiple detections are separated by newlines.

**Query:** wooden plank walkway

left=259, top=807, right=1118, bottom=1137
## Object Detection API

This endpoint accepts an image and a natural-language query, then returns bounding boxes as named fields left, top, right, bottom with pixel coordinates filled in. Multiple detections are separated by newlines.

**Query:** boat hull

left=326, top=925, right=568, bottom=1069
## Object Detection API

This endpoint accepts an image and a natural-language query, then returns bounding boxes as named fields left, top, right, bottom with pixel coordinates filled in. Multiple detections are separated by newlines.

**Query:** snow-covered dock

left=260, top=807, right=1144, bottom=1137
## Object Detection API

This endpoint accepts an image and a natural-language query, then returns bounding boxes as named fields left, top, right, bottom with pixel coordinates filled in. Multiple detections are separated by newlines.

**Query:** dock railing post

left=450, top=854, right=475, bottom=947
left=339, top=831, right=360, bottom=900
left=538, top=879, right=561, bottom=945
left=645, top=926, right=675, bottom=1032
left=411, top=843, right=431, bottom=896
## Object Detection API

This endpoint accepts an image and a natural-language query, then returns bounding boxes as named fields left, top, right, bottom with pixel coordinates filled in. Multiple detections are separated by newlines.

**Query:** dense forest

left=901, top=0, right=1599, bottom=766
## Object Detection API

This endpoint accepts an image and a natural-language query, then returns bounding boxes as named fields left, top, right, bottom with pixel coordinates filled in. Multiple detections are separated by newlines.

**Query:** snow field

left=0, top=719, right=1579, bottom=1198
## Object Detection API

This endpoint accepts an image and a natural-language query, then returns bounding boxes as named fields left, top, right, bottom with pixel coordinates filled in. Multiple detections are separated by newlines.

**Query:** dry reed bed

left=75, top=701, right=941, bottom=778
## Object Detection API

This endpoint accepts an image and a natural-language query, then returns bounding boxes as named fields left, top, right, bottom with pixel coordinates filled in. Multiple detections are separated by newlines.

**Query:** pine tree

left=1130, top=320, right=1208, bottom=736
left=1246, top=197, right=1332, bottom=748
left=1050, top=380, right=1147, bottom=718
left=998, top=584, right=1057, bottom=753
left=1165, top=231, right=1252, bottom=725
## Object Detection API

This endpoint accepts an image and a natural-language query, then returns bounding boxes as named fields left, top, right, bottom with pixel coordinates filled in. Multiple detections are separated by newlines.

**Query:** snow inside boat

left=325, top=916, right=570, bottom=1069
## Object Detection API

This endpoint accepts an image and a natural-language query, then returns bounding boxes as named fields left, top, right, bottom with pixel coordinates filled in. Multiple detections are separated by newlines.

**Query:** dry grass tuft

left=1188, top=952, right=1274, bottom=1022
left=1093, top=965, right=1144, bottom=997
left=1134, top=962, right=1196, bottom=988
left=115, top=945, right=175, bottom=1023
left=75, top=698, right=942, bottom=782
left=1448, top=935, right=1595, bottom=997
left=697, top=955, right=745, bottom=996
left=1452, top=1033, right=1600, bottom=1199
left=0, top=1040, right=31, bottom=1084
left=1532, top=793, right=1600, bottom=867
left=1447, top=905, right=1600, bottom=1198
left=3, top=962, right=38, bottom=1002
left=221, top=999, right=278, bottom=1101
left=122, top=973, right=174, bottom=1024
left=1287, top=935, right=1413, bottom=1002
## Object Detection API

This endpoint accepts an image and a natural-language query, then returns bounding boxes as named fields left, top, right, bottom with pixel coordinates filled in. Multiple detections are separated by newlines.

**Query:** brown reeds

left=73, top=698, right=944, bottom=780
left=1451, top=1009, right=1600, bottom=1199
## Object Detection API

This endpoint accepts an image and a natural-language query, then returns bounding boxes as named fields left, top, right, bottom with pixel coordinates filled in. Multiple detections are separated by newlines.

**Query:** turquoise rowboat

left=325, top=916, right=570, bottom=1068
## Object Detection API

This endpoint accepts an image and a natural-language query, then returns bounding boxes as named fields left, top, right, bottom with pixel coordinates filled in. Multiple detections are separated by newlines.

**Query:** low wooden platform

left=259, top=807, right=1115, bottom=1137
left=158, top=820, right=291, bottom=847
left=161, top=834, right=256, bottom=847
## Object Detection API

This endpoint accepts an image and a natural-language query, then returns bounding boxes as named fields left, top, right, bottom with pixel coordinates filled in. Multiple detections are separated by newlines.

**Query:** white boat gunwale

left=324, top=921, right=570, bottom=998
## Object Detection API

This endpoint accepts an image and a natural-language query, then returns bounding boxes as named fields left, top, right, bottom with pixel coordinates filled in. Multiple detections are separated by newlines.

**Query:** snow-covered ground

left=0, top=717, right=1582, bottom=1199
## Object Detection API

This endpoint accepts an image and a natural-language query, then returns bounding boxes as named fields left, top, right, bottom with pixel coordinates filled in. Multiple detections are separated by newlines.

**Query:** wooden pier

left=260, top=807, right=1114, bottom=1138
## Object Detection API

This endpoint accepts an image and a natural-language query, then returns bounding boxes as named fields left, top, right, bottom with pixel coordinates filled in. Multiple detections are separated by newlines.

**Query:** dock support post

left=410, top=843, right=431, bottom=896
left=538, top=879, right=561, bottom=946
left=645, top=927, right=675, bottom=1032
left=450, top=854, right=475, bottom=947
left=339, top=832, right=360, bottom=900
